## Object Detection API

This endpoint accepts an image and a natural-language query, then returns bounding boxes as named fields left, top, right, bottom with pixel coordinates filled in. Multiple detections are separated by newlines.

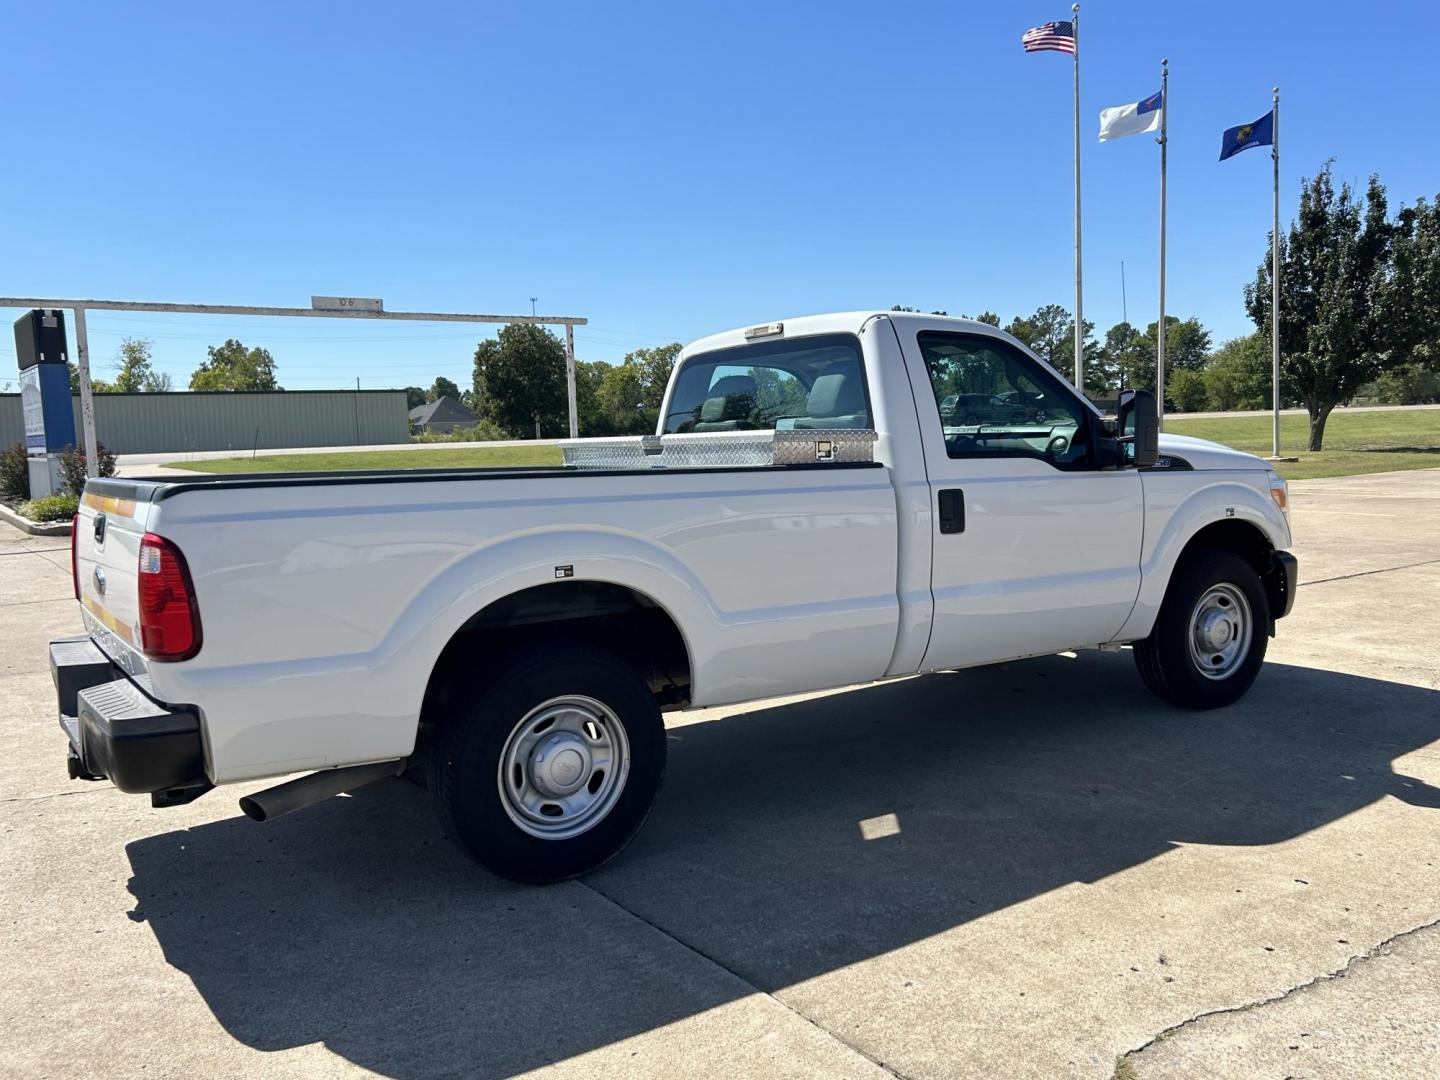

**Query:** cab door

left=896, top=325, right=1143, bottom=670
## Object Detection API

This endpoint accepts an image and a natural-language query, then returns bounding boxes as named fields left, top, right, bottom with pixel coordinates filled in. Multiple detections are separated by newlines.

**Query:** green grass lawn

left=173, top=444, right=563, bottom=474
left=172, top=409, right=1440, bottom=481
left=1166, top=409, right=1440, bottom=480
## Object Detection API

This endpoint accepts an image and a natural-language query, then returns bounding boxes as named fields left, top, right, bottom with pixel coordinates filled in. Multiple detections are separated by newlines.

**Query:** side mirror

left=1117, top=389, right=1158, bottom=468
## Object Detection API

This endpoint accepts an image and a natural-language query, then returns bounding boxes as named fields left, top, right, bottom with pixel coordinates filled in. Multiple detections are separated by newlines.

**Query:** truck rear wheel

left=429, top=642, right=666, bottom=883
left=1133, top=548, right=1269, bottom=710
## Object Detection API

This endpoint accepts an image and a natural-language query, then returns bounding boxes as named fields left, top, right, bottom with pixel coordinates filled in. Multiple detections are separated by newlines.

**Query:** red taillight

left=71, top=513, right=80, bottom=600
left=137, top=533, right=202, bottom=661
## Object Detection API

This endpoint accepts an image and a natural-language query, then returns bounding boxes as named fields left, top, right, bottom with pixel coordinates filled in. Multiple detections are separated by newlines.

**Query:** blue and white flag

left=1219, top=111, right=1274, bottom=160
left=1099, top=90, right=1163, bottom=142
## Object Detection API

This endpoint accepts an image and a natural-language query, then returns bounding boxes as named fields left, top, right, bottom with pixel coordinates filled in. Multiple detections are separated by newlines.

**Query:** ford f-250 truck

left=50, top=312, right=1296, bottom=883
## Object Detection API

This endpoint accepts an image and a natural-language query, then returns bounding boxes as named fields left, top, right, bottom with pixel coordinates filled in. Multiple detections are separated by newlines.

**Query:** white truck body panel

left=66, top=311, right=1293, bottom=790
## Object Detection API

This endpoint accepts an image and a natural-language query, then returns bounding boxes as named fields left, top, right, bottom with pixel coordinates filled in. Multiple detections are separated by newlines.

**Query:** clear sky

left=2, top=0, right=1434, bottom=392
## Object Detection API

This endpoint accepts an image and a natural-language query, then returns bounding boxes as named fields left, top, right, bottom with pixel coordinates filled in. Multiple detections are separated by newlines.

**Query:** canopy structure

left=0, top=296, right=589, bottom=474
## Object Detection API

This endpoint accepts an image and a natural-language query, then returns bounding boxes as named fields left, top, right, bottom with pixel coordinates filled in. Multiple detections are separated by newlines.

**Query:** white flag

left=1099, top=90, right=1163, bottom=142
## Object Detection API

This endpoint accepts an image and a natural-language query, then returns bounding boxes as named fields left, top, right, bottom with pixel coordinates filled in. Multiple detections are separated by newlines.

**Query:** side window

left=916, top=331, right=1093, bottom=467
left=663, top=334, right=871, bottom=434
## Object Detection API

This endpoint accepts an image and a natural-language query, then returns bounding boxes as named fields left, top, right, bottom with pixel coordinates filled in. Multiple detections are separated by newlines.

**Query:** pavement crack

left=1299, top=557, right=1440, bottom=587
left=1116, top=916, right=1440, bottom=1074
left=578, top=878, right=914, bottom=1079
left=1, top=789, right=100, bottom=805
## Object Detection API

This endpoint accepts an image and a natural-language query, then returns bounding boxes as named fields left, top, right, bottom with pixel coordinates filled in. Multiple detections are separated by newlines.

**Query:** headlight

left=1267, top=472, right=1289, bottom=522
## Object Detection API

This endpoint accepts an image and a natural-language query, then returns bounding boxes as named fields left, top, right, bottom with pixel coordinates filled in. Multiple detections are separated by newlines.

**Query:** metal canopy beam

left=1, top=296, right=589, bottom=474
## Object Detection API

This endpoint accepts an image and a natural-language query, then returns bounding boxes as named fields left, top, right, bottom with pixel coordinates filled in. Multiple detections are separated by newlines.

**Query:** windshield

left=661, top=334, right=871, bottom=435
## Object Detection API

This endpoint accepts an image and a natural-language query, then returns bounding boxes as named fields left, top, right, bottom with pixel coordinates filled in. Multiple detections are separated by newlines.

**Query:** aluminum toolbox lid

left=559, top=428, right=877, bottom=470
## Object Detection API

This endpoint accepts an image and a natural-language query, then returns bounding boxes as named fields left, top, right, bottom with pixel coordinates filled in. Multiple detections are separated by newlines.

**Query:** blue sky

left=2, top=1, right=1434, bottom=392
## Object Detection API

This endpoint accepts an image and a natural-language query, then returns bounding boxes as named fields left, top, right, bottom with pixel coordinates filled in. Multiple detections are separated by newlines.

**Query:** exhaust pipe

left=239, top=759, right=405, bottom=823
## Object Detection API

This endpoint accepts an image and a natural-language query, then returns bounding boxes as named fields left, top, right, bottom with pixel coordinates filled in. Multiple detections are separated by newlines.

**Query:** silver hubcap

left=1187, top=583, right=1252, bottom=680
left=497, top=696, right=630, bottom=840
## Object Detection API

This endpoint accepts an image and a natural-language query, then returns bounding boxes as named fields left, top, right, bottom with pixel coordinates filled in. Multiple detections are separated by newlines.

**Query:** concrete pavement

left=1, top=469, right=1437, bottom=1079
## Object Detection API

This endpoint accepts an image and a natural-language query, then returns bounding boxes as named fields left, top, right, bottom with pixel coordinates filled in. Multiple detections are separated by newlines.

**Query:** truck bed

left=76, top=454, right=903, bottom=784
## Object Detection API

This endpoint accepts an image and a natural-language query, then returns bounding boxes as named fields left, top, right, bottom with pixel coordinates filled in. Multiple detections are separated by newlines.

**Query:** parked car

left=50, top=312, right=1296, bottom=883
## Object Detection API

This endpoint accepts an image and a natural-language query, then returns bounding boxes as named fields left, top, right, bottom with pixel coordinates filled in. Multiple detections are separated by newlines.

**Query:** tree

left=404, top=386, right=427, bottom=410
left=1245, top=164, right=1396, bottom=450
left=1099, top=322, right=1153, bottom=394
left=1145, top=316, right=1212, bottom=372
left=1383, top=194, right=1440, bottom=376
left=473, top=323, right=568, bottom=437
left=1167, top=369, right=1209, bottom=412
left=428, top=376, right=461, bottom=403
left=592, top=343, right=681, bottom=435
left=891, top=305, right=949, bottom=315
left=1005, top=305, right=1106, bottom=394
left=965, top=311, right=1001, bottom=326
left=113, top=337, right=172, bottom=391
left=1203, top=334, right=1276, bottom=411
left=190, top=339, right=280, bottom=391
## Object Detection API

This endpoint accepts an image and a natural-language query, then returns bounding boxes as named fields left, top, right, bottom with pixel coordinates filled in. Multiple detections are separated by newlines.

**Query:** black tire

left=1133, top=548, right=1270, bottom=710
left=429, top=642, right=666, bottom=884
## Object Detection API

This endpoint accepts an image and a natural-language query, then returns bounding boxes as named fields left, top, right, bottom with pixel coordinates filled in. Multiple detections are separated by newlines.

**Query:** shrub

left=0, top=442, right=29, bottom=500
left=410, top=419, right=514, bottom=443
left=18, top=493, right=79, bottom=522
left=58, top=443, right=117, bottom=495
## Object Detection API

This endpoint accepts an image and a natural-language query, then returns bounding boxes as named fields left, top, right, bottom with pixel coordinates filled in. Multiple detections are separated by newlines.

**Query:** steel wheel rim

left=1187, top=583, right=1252, bottom=681
left=497, top=695, right=630, bottom=840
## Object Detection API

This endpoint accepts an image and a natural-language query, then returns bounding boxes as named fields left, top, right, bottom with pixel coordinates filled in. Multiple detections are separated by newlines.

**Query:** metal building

left=0, top=390, right=409, bottom=455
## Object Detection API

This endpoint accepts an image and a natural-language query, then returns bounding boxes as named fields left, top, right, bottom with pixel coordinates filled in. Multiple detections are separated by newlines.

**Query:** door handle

left=938, top=488, right=965, bottom=534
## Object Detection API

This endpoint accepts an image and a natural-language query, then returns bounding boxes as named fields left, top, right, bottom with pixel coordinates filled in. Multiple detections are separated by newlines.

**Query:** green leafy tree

left=404, top=386, right=427, bottom=410
left=1167, top=369, right=1209, bottom=412
left=964, top=311, right=1001, bottom=326
left=1203, top=334, right=1275, bottom=411
left=1146, top=316, right=1212, bottom=373
left=1098, top=322, right=1151, bottom=394
left=593, top=342, right=681, bottom=435
left=1383, top=193, right=1440, bottom=376
left=190, top=339, right=280, bottom=391
left=1245, top=164, right=1397, bottom=450
left=112, top=337, right=171, bottom=392
left=473, top=323, right=568, bottom=437
left=428, top=376, right=461, bottom=402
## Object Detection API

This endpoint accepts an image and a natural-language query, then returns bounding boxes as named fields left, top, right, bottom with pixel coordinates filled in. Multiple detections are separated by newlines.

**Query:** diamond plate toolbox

left=559, top=428, right=877, bottom=470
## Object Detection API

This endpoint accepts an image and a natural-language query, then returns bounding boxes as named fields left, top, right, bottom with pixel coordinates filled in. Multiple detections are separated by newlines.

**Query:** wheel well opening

left=423, top=581, right=692, bottom=721
left=1179, top=519, right=1288, bottom=624
left=1181, top=519, right=1273, bottom=575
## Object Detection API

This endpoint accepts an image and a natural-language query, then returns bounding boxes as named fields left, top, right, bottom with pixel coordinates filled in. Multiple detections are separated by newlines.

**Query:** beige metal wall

left=0, top=390, right=409, bottom=454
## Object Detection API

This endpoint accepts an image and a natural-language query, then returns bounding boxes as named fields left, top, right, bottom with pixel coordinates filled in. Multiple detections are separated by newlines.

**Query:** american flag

left=1022, top=20, right=1075, bottom=54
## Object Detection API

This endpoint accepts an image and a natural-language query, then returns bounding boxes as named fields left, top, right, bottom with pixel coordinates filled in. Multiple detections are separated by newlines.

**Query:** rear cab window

left=662, top=334, right=872, bottom=435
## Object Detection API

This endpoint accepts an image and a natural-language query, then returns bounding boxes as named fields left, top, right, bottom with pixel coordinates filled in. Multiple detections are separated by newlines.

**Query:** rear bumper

left=1266, top=550, right=1298, bottom=622
left=50, top=636, right=211, bottom=801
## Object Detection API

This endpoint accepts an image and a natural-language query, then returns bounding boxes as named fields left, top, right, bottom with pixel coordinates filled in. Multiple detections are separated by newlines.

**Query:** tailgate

left=74, top=484, right=153, bottom=667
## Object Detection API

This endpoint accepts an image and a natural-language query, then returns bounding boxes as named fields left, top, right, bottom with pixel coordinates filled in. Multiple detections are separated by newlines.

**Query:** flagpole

left=1270, top=86, right=1281, bottom=459
left=1157, top=59, right=1168, bottom=430
left=1072, top=3, right=1084, bottom=391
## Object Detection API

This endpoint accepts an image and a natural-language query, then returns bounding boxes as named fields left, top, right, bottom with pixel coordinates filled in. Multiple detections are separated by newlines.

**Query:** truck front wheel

left=1133, top=549, right=1270, bottom=710
left=429, top=642, right=666, bottom=883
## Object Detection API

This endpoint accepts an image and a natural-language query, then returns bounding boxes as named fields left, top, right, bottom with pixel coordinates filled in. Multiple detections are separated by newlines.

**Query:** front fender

left=1115, top=474, right=1290, bottom=642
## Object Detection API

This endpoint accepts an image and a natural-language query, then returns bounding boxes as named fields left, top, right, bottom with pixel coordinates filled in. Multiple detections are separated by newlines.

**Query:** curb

left=0, top=502, right=72, bottom=537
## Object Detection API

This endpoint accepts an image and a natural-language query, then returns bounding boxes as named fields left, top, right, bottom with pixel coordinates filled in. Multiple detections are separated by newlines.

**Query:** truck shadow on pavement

left=125, top=652, right=1440, bottom=1078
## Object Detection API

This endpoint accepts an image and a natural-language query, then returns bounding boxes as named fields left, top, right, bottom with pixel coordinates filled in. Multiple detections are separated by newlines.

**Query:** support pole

left=73, top=307, right=99, bottom=478
left=1157, top=59, right=1168, bottom=431
left=1072, top=3, right=1084, bottom=391
left=564, top=322, right=579, bottom=438
left=1271, top=87, right=1281, bottom=460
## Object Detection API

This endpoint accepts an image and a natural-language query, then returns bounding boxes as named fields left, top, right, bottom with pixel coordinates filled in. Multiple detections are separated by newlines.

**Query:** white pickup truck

left=51, top=312, right=1296, bottom=882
